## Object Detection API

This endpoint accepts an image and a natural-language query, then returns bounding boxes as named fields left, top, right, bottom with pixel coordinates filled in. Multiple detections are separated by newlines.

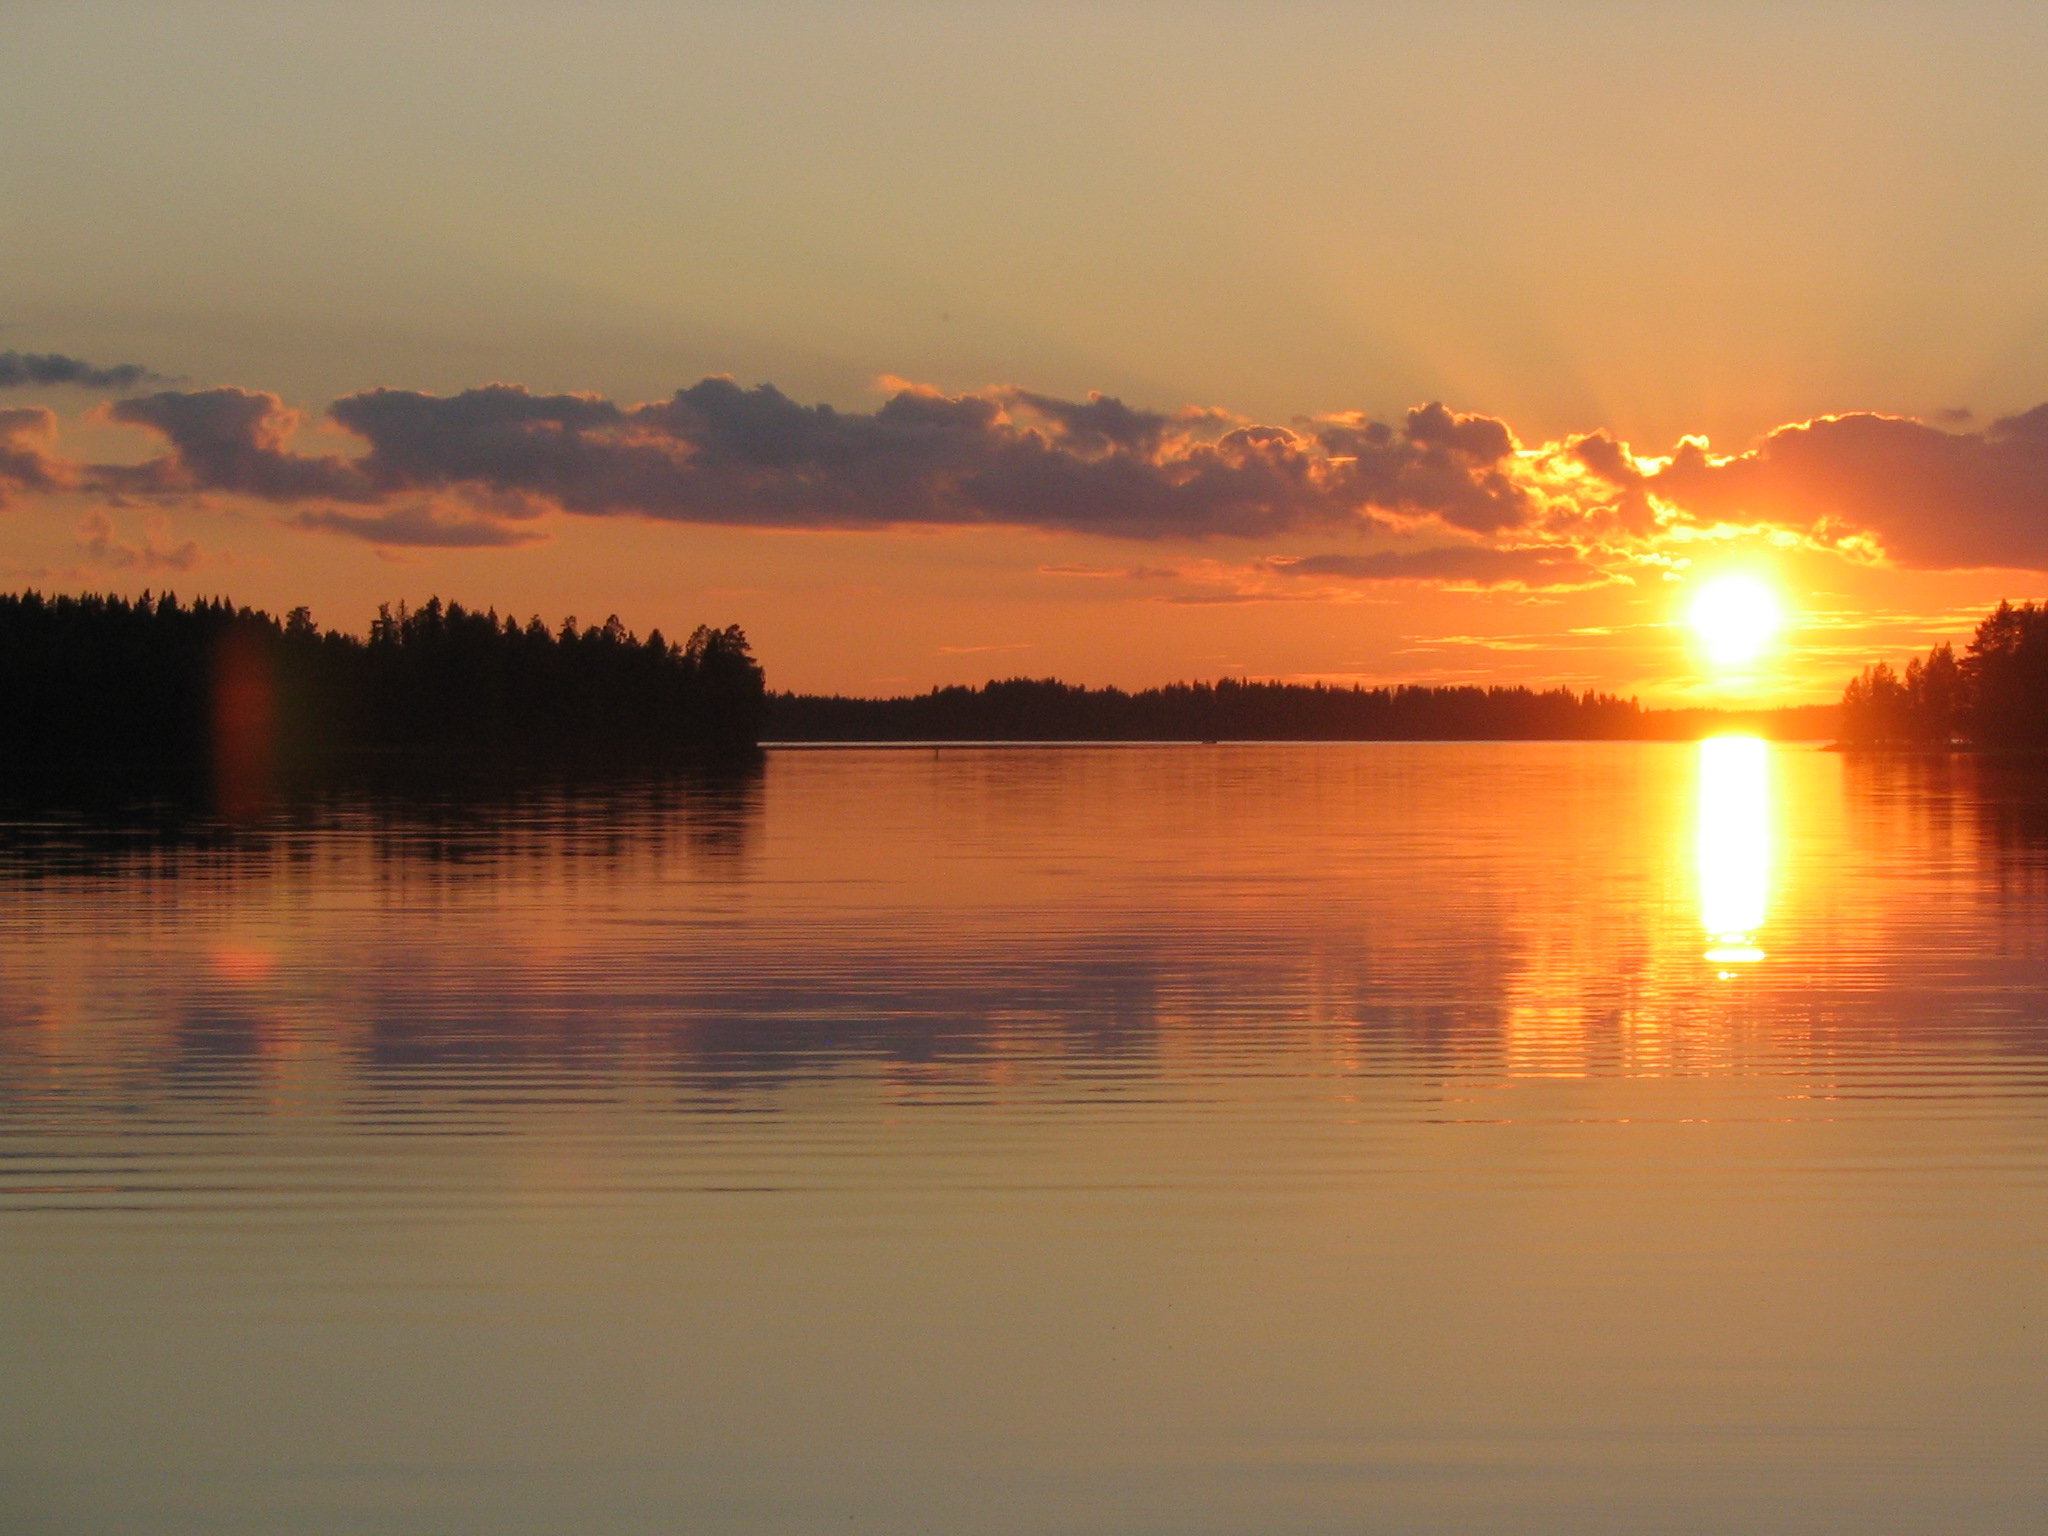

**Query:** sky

left=8, top=0, right=2048, bottom=701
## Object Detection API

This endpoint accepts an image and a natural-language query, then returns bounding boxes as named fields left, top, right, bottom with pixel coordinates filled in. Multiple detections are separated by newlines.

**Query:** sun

left=1689, top=575, right=1782, bottom=668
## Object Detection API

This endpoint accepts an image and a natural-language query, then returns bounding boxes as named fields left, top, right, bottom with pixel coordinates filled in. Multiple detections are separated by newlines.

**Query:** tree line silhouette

left=0, top=590, right=766, bottom=771
left=1840, top=600, right=2048, bottom=748
left=766, top=676, right=1835, bottom=742
left=3, top=586, right=1851, bottom=773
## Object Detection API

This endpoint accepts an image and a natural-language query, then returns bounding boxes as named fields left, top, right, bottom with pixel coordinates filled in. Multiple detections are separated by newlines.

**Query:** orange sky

left=8, top=2, right=2048, bottom=702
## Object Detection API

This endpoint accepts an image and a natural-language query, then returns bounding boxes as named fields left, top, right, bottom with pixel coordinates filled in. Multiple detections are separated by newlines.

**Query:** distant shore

left=765, top=681, right=1836, bottom=744
left=766, top=734, right=1833, bottom=749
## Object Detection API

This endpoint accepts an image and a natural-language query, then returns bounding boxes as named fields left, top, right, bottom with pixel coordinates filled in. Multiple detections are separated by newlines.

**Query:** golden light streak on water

left=1698, top=735, right=1770, bottom=968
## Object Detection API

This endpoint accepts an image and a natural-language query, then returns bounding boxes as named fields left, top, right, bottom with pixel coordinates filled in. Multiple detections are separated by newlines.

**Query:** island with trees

left=1838, top=600, right=2048, bottom=749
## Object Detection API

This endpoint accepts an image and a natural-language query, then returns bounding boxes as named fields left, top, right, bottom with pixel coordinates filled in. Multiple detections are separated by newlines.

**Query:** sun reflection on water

left=1698, top=735, right=1770, bottom=969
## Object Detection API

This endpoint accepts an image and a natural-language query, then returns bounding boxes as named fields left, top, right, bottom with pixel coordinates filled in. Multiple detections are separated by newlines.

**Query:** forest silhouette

left=1840, top=601, right=2048, bottom=749
left=766, top=678, right=1834, bottom=743
left=0, top=591, right=766, bottom=775
left=3, top=590, right=1847, bottom=785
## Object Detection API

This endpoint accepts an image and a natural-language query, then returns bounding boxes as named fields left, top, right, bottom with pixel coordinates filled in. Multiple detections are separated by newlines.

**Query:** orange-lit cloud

left=15, top=367, right=2048, bottom=587
left=76, top=509, right=200, bottom=571
left=1646, top=407, right=2048, bottom=570
left=0, top=408, right=71, bottom=507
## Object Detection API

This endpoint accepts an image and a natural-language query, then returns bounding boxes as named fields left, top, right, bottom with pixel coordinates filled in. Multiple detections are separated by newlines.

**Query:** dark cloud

left=0, top=407, right=69, bottom=505
left=1404, top=400, right=1514, bottom=462
left=1569, top=430, right=1642, bottom=487
left=997, top=389, right=1181, bottom=454
left=1270, top=545, right=1603, bottom=588
left=285, top=504, right=548, bottom=548
left=103, top=389, right=367, bottom=501
left=1313, top=402, right=1528, bottom=532
left=1561, top=430, right=1656, bottom=534
left=331, top=384, right=625, bottom=497
left=92, top=377, right=1533, bottom=543
left=0, top=351, right=166, bottom=391
left=1649, top=407, right=2048, bottom=569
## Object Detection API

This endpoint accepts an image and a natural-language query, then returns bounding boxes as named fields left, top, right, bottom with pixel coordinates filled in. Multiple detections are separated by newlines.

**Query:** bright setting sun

left=1689, top=575, right=1783, bottom=668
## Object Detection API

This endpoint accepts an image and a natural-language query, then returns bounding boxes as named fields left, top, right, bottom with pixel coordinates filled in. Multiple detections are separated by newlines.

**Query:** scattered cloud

left=1268, top=545, right=1607, bottom=589
left=1399, top=634, right=1557, bottom=653
left=283, top=503, right=548, bottom=548
left=0, top=407, right=70, bottom=506
left=1038, top=562, right=1182, bottom=579
left=76, top=509, right=200, bottom=571
left=0, top=350, right=168, bottom=392
left=1158, top=590, right=1326, bottom=606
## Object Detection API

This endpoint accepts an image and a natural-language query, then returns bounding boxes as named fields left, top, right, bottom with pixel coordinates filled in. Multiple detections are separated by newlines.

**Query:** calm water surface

left=4, top=742, right=2047, bottom=1535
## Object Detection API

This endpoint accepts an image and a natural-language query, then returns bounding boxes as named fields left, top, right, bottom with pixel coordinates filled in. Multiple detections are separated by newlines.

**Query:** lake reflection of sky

left=4, top=744, right=2048, bottom=1536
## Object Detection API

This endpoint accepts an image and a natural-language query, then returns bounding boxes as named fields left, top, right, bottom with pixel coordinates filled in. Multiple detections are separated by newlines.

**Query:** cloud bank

left=11, top=362, right=2048, bottom=579
left=86, top=379, right=1530, bottom=545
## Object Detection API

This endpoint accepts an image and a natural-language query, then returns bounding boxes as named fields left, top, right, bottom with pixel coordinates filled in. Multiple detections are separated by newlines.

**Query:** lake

left=3, top=741, right=2047, bottom=1535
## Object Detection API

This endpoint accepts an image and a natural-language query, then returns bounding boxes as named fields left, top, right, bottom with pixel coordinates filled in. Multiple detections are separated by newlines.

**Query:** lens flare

left=1689, top=575, right=1782, bottom=668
